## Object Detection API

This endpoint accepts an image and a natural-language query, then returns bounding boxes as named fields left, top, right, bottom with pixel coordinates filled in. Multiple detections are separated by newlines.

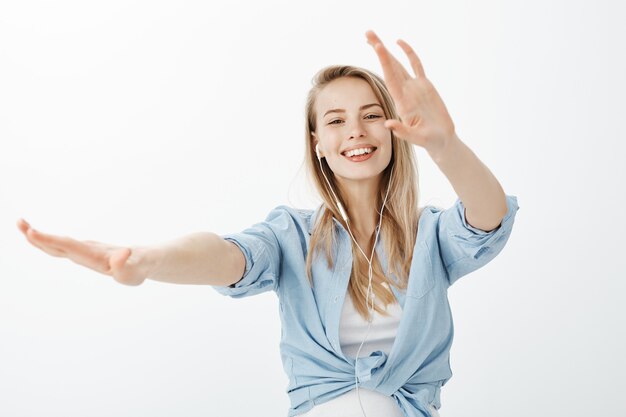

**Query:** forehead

left=315, top=77, right=380, bottom=116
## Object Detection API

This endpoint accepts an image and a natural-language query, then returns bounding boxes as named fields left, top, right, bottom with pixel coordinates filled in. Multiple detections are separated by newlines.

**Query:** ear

left=311, top=133, right=322, bottom=157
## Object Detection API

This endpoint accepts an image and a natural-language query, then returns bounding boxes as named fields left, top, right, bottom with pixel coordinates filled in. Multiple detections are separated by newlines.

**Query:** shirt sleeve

left=437, top=194, right=519, bottom=287
left=210, top=207, right=286, bottom=298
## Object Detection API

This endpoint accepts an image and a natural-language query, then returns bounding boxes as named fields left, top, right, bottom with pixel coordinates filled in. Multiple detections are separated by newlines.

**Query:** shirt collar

left=308, top=203, right=344, bottom=235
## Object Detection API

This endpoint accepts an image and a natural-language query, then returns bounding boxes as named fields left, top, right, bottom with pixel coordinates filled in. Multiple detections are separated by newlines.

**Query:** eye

left=328, top=119, right=343, bottom=125
left=365, top=114, right=383, bottom=120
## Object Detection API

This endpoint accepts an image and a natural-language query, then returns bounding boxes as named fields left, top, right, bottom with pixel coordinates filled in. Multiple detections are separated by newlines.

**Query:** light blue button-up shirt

left=212, top=194, right=520, bottom=417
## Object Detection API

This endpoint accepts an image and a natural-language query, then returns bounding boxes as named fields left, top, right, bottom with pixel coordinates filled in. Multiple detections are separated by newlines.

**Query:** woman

left=17, top=31, right=519, bottom=417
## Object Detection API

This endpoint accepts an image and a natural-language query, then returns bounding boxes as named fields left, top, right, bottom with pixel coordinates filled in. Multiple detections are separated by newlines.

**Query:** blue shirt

left=211, top=194, right=520, bottom=417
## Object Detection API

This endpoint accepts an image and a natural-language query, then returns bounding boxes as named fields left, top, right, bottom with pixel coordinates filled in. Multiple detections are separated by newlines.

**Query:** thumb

left=110, top=248, right=131, bottom=270
left=110, top=248, right=134, bottom=282
left=384, top=119, right=411, bottom=140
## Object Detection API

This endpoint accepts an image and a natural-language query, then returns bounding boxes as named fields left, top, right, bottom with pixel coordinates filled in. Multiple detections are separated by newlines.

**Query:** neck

left=336, top=175, right=382, bottom=238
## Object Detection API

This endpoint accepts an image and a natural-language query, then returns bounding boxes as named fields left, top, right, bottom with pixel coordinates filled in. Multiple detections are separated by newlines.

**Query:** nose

left=347, top=119, right=367, bottom=139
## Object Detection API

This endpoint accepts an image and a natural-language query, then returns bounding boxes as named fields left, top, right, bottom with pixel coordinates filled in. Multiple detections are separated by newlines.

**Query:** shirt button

left=334, top=296, right=339, bottom=303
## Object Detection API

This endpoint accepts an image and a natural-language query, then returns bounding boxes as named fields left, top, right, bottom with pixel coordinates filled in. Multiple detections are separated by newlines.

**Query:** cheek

left=319, top=131, right=342, bottom=151
left=368, top=122, right=391, bottom=138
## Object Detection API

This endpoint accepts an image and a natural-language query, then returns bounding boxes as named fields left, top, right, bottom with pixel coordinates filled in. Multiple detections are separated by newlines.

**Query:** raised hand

left=365, top=30, right=458, bottom=158
left=16, top=218, right=149, bottom=286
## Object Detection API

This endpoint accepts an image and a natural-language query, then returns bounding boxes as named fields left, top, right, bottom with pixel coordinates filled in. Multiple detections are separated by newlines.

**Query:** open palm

left=17, top=218, right=148, bottom=286
left=366, top=30, right=457, bottom=156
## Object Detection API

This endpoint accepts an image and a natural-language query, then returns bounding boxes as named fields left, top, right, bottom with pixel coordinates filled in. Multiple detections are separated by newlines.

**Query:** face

left=312, top=77, right=392, bottom=186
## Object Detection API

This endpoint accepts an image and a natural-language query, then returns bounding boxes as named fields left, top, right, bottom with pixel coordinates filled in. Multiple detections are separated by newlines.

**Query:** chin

left=337, top=168, right=387, bottom=183
left=329, top=155, right=391, bottom=182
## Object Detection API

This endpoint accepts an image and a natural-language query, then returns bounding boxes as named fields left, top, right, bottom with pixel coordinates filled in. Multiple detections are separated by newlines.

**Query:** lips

left=341, top=146, right=377, bottom=157
left=342, top=147, right=377, bottom=162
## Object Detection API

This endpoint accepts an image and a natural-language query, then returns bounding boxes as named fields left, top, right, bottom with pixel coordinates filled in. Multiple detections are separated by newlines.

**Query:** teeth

left=344, top=147, right=374, bottom=157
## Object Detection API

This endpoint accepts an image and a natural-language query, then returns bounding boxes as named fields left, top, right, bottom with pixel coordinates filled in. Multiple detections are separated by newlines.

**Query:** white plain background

left=1, top=0, right=625, bottom=416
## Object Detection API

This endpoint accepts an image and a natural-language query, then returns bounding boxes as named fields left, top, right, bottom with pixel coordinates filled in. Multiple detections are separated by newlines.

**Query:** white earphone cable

left=316, top=147, right=394, bottom=417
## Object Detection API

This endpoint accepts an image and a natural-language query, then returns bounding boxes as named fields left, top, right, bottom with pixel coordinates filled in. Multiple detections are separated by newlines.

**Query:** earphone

left=315, top=143, right=393, bottom=417
left=316, top=144, right=350, bottom=222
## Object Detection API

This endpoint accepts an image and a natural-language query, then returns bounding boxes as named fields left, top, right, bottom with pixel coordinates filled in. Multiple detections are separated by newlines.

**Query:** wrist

left=132, top=245, right=162, bottom=282
left=427, top=133, right=462, bottom=165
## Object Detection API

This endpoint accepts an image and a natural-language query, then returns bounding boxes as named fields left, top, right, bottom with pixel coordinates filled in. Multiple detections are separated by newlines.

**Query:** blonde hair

left=304, top=65, right=422, bottom=321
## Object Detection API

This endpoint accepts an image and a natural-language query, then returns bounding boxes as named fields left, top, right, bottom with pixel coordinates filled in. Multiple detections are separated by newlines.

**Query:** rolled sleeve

left=437, top=194, right=519, bottom=287
left=211, top=208, right=285, bottom=298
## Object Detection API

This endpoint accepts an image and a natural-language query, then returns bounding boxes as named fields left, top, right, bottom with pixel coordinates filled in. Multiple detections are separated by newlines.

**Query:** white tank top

left=338, top=286, right=403, bottom=359
left=298, top=287, right=409, bottom=417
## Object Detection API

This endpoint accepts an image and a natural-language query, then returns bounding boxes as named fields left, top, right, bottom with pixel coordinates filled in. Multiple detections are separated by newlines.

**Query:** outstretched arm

left=426, top=137, right=507, bottom=232
left=141, top=232, right=245, bottom=286
left=365, top=30, right=507, bottom=231
left=17, top=218, right=245, bottom=286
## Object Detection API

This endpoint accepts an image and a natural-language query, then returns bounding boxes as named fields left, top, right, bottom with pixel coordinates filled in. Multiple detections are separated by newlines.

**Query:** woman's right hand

left=16, top=218, right=151, bottom=286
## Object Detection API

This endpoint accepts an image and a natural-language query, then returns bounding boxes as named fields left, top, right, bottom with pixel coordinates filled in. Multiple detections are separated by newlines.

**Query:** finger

left=384, top=119, right=412, bottom=140
left=16, top=219, right=53, bottom=252
left=365, top=29, right=384, bottom=47
left=366, top=31, right=410, bottom=78
left=110, top=248, right=131, bottom=274
left=61, top=239, right=113, bottom=274
left=18, top=222, right=109, bottom=272
left=397, top=39, right=426, bottom=78
left=17, top=218, right=30, bottom=235
left=26, top=229, right=66, bottom=257
left=83, top=240, right=112, bottom=250
left=109, top=248, right=136, bottom=284
left=365, top=31, right=411, bottom=89
left=27, top=229, right=105, bottom=268
left=26, top=228, right=76, bottom=253
left=17, top=220, right=49, bottom=253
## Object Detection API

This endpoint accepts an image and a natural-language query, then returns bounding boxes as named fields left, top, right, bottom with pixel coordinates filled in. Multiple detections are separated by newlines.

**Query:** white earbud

left=315, top=143, right=321, bottom=160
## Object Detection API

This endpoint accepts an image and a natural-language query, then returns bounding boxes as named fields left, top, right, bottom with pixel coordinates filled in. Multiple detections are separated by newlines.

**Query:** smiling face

left=312, top=76, right=393, bottom=186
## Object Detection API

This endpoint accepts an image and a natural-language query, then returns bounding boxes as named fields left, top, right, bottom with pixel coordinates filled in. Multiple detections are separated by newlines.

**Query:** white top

left=298, top=288, right=409, bottom=417
left=338, top=286, right=403, bottom=359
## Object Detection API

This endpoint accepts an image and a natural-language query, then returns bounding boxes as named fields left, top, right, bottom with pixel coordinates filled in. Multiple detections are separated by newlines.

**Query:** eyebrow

left=323, top=103, right=383, bottom=118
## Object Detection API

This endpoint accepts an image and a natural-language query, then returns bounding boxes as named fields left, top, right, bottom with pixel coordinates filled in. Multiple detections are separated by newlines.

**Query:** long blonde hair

left=304, top=65, right=422, bottom=321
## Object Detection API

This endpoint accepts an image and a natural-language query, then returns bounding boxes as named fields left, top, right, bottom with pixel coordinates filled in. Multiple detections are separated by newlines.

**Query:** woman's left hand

left=366, top=30, right=457, bottom=157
